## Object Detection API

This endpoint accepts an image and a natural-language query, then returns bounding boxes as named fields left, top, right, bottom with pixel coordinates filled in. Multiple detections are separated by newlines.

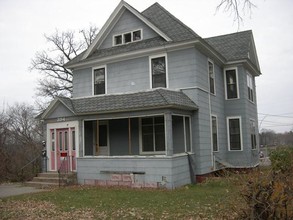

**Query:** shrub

left=236, top=147, right=293, bottom=219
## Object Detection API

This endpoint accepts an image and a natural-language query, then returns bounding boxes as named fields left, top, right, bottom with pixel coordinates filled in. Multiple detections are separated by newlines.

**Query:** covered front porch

left=79, top=111, right=195, bottom=188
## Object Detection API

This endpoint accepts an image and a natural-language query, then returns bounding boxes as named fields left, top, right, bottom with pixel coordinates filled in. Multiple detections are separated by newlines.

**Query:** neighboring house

left=40, top=1, right=261, bottom=188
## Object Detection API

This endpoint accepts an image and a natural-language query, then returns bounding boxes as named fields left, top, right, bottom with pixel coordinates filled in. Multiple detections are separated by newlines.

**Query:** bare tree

left=216, top=0, right=257, bottom=28
left=30, top=25, right=99, bottom=103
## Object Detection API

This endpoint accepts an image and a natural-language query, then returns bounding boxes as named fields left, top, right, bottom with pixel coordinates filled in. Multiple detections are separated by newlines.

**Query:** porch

left=79, top=112, right=196, bottom=188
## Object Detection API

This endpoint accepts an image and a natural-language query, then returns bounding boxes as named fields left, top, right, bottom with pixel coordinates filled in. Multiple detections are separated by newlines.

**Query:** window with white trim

left=250, top=120, right=257, bottom=149
left=151, top=56, right=167, bottom=88
left=208, top=60, right=215, bottom=94
left=141, top=116, right=165, bottom=153
left=247, top=73, right=254, bottom=102
left=225, top=68, right=239, bottom=99
left=227, top=117, right=242, bottom=151
left=93, top=67, right=106, bottom=95
left=113, top=29, right=142, bottom=46
left=211, top=116, right=218, bottom=151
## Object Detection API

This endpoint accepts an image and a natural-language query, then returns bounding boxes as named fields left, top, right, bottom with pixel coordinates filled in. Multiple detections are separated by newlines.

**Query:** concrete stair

left=25, top=172, right=77, bottom=188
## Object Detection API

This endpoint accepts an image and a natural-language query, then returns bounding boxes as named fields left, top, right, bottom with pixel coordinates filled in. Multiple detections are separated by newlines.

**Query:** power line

left=258, top=113, right=293, bottom=118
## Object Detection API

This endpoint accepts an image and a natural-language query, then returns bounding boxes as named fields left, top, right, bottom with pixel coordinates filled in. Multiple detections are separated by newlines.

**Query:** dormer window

left=113, top=29, right=142, bottom=46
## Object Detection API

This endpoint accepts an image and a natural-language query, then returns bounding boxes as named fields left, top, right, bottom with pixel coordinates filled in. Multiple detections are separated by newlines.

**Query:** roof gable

left=41, top=97, right=75, bottom=119
left=204, top=30, right=260, bottom=71
left=142, top=3, right=200, bottom=41
left=82, top=1, right=171, bottom=60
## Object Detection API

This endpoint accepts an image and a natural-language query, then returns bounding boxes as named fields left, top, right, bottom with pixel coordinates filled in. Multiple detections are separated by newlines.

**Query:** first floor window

left=72, top=130, right=76, bottom=151
left=141, top=116, right=165, bottom=153
left=211, top=116, right=218, bottom=151
left=151, top=56, right=167, bottom=88
left=225, top=69, right=238, bottom=99
left=227, top=117, right=242, bottom=150
left=94, top=67, right=105, bottom=95
left=250, top=120, right=257, bottom=149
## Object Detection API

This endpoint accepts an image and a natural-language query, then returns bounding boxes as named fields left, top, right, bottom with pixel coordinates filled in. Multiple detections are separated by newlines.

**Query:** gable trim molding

left=82, top=1, right=171, bottom=60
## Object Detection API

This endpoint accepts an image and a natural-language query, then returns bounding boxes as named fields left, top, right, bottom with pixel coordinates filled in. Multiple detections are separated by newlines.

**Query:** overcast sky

left=0, top=0, right=293, bottom=133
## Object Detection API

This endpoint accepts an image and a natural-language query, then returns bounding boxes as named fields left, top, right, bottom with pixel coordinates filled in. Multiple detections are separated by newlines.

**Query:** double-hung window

left=93, top=67, right=106, bottom=95
left=227, top=117, right=242, bottom=151
left=211, top=116, right=218, bottom=151
left=247, top=73, right=254, bottom=102
left=250, top=120, right=257, bottom=149
left=225, top=68, right=239, bottom=99
left=150, top=55, right=167, bottom=88
left=141, top=116, right=165, bottom=153
left=208, top=60, right=215, bottom=94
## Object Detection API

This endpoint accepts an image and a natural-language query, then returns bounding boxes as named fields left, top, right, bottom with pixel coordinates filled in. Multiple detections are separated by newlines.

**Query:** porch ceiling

left=57, top=89, right=197, bottom=115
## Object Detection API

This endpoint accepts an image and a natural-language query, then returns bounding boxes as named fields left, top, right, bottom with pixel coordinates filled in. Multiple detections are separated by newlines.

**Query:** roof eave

left=226, top=59, right=261, bottom=76
left=75, top=104, right=197, bottom=116
left=66, top=39, right=199, bottom=70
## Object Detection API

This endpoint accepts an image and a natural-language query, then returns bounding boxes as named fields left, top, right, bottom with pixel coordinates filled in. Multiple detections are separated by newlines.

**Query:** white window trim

left=227, top=116, right=243, bottom=151
left=208, top=59, right=216, bottom=95
left=92, top=65, right=107, bottom=96
left=112, top=29, right=143, bottom=46
left=224, top=67, right=240, bottom=100
left=139, top=116, right=166, bottom=155
left=247, top=71, right=255, bottom=103
left=249, top=118, right=257, bottom=150
left=149, top=53, right=169, bottom=89
left=211, top=114, right=219, bottom=152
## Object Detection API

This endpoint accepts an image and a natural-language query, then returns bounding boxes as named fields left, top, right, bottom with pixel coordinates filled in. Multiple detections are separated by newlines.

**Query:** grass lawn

left=0, top=178, right=242, bottom=219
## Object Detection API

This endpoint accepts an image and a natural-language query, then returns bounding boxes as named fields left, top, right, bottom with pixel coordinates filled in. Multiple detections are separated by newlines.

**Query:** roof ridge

left=204, top=30, right=252, bottom=40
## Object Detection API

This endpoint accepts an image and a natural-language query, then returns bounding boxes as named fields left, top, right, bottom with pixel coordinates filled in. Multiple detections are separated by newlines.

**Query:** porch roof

left=56, top=89, right=197, bottom=116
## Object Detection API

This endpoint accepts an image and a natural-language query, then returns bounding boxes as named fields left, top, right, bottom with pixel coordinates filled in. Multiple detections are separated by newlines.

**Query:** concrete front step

left=25, top=172, right=77, bottom=189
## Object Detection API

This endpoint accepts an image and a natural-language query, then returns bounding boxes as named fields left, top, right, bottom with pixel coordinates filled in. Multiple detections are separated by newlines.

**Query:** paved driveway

left=0, top=183, right=47, bottom=198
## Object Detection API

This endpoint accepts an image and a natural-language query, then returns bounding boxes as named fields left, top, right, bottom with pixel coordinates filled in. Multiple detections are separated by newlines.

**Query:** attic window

left=114, top=35, right=122, bottom=45
left=124, top=32, right=131, bottom=43
left=113, top=29, right=142, bottom=46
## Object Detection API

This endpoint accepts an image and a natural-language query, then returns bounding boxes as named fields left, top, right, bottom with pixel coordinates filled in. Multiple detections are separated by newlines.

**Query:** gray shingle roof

left=142, top=3, right=200, bottom=41
left=204, top=30, right=252, bottom=62
left=54, top=89, right=197, bottom=116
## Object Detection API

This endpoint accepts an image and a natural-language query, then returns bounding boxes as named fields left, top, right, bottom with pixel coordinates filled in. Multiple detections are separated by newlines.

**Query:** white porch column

left=165, top=113, right=173, bottom=156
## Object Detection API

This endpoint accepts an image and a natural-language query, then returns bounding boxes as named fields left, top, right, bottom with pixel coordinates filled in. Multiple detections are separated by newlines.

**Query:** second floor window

left=247, top=73, right=254, bottom=102
left=225, top=68, right=239, bottom=99
left=208, top=61, right=215, bottom=94
left=94, top=67, right=105, bottom=95
left=151, top=56, right=166, bottom=88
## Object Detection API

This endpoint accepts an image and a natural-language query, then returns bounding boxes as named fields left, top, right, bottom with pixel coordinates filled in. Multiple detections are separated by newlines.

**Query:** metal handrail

left=19, top=154, right=42, bottom=182
left=58, top=156, right=69, bottom=187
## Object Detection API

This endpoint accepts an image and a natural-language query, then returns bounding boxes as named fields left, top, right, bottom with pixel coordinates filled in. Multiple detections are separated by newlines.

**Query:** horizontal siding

left=73, top=68, right=92, bottom=98
left=77, top=155, right=191, bottom=188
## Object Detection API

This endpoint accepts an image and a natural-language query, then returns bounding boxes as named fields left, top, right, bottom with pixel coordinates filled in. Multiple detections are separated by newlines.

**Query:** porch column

left=165, top=113, right=173, bottom=156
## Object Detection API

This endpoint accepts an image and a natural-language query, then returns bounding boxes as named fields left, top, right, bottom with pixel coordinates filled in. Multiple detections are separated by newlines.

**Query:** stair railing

left=19, top=154, right=42, bottom=182
left=58, top=156, right=69, bottom=187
